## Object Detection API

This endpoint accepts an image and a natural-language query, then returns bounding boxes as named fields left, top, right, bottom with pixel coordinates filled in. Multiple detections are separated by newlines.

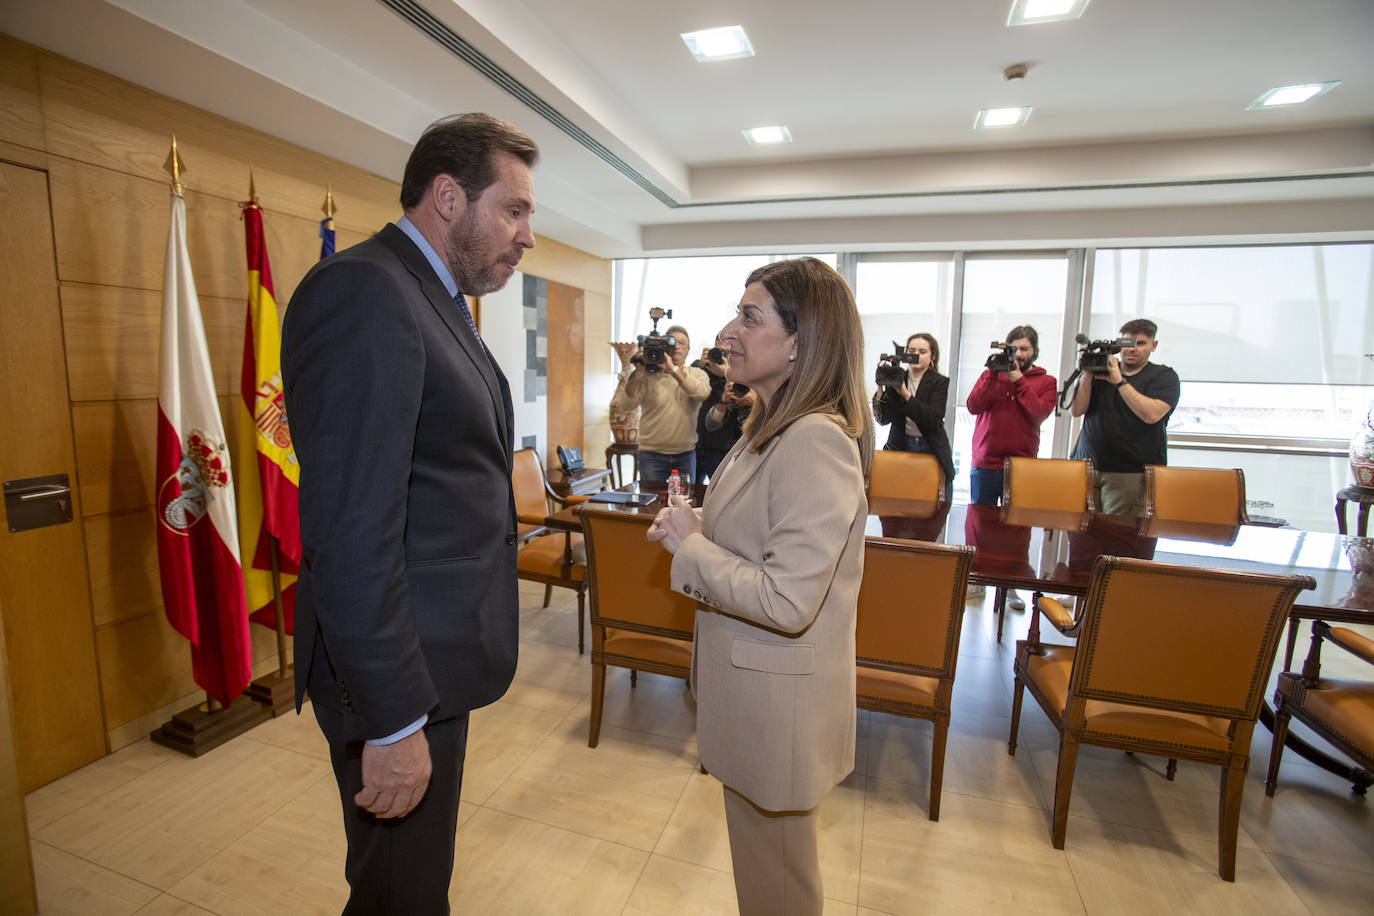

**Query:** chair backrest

left=512, top=447, right=551, bottom=521
left=1144, top=465, right=1248, bottom=526
left=579, top=509, right=697, bottom=637
left=1069, top=556, right=1313, bottom=721
left=856, top=538, right=974, bottom=679
left=869, top=450, right=944, bottom=502
left=1003, top=456, right=1095, bottom=513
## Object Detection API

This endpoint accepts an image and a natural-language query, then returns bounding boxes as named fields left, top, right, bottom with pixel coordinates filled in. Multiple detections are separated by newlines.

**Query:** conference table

left=544, top=486, right=1372, bottom=787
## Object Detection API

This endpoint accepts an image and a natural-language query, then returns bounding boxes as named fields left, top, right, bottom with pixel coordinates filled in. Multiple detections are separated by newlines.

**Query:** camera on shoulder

left=632, top=306, right=678, bottom=374
left=875, top=340, right=919, bottom=388
left=1074, top=334, right=1136, bottom=373
left=985, top=341, right=1018, bottom=373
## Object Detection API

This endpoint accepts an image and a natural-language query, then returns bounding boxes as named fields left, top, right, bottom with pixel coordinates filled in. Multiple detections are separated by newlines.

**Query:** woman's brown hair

left=740, top=258, right=874, bottom=473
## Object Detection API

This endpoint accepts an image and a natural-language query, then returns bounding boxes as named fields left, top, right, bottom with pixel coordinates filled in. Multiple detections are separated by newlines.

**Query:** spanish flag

left=235, top=200, right=301, bottom=632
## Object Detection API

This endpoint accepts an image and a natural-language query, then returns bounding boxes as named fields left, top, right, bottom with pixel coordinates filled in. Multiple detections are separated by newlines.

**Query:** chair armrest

left=517, top=512, right=549, bottom=527
left=1328, top=626, right=1374, bottom=666
left=1038, top=595, right=1076, bottom=633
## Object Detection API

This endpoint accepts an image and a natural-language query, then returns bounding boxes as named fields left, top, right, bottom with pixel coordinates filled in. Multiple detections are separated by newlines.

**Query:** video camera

left=875, top=340, right=919, bottom=388
left=706, top=347, right=727, bottom=365
left=985, top=341, right=1018, bottom=373
left=1074, top=333, right=1138, bottom=373
left=633, top=307, right=678, bottom=374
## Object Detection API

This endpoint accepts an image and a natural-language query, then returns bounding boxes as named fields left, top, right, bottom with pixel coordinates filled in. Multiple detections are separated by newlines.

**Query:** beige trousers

left=1095, top=470, right=1146, bottom=517
left=722, top=785, right=823, bottom=916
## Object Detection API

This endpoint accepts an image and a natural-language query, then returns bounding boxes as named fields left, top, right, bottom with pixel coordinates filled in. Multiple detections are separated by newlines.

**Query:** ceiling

left=3, top=0, right=1373, bottom=258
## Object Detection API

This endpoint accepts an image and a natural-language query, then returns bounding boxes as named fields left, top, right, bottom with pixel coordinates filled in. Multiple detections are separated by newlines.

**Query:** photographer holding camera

left=872, top=332, right=955, bottom=500
left=966, top=326, right=1058, bottom=505
left=1070, top=318, right=1180, bottom=516
left=694, top=336, right=755, bottom=483
left=612, top=319, right=711, bottom=484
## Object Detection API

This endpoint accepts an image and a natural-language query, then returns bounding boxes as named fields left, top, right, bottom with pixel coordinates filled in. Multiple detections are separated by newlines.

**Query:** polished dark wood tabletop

left=548, top=491, right=1371, bottom=617
left=867, top=499, right=1368, bottom=616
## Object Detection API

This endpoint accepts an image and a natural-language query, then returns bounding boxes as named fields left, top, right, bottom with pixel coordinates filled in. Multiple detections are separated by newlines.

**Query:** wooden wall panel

left=36, top=51, right=396, bottom=237
left=84, top=509, right=160, bottom=630
left=61, top=284, right=243, bottom=402
left=545, top=279, right=585, bottom=469
left=0, top=160, right=105, bottom=791
left=48, top=161, right=247, bottom=298
left=524, top=235, right=611, bottom=295
left=97, top=611, right=283, bottom=732
left=583, top=290, right=613, bottom=463
left=0, top=602, right=36, bottom=914
left=72, top=399, right=156, bottom=515
left=0, top=34, right=43, bottom=151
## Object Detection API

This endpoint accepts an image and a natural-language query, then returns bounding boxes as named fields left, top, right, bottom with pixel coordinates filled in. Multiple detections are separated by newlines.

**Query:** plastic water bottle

left=666, top=469, right=684, bottom=501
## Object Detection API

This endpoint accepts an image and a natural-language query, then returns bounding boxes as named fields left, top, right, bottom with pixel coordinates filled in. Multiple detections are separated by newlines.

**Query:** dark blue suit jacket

left=282, top=223, right=519, bottom=744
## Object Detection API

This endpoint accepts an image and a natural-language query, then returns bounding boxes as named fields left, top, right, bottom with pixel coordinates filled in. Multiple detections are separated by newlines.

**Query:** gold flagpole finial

left=164, top=135, right=187, bottom=196
left=322, top=184, right=337, bottom=223
left=248, top=165, right=258, bottom=206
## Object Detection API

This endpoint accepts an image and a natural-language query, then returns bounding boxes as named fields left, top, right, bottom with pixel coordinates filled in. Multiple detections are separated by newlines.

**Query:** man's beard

left=445, top=205, right=516, bottom=296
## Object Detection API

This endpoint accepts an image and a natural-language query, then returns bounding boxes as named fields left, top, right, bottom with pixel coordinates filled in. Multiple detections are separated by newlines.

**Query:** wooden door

left=0, top=160, right=106, bottom=790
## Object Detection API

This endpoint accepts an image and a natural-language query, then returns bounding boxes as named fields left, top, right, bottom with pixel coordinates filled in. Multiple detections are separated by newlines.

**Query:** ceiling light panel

left=681, top=26, right=754, bottom=62
left=743, top=126, right=792, bottom=145
left=974, top=107, right=1032, bottom=129
left=1007, top=0, right=1090, bottom=26
left=1247, top=81, right=1341, bottom=109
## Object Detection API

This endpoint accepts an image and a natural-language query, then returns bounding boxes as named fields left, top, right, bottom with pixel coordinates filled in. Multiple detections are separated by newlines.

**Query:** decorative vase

left=610, top=402, right=640, bottom=444
left=1351, top=357, right=1374, bottom=490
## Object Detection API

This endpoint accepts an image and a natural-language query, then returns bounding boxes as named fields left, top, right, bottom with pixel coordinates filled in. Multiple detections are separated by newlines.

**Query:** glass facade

left=615, top=243, right=1373, bottom=531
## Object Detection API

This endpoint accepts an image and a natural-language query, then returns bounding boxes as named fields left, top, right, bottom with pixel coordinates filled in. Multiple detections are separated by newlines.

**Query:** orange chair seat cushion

left=1025, top=645, right=1234, bottom=752
left=517, top=534, right=586, bottom=580
left=857, top=666, right=940, bottom=709
left=1277, top=674, right=1374, bottom=756
left=603, top=629, right=693, bottom=669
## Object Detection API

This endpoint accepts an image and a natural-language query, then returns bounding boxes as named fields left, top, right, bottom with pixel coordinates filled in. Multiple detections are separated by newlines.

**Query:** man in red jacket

left=965, top=325, right=1057, bottom=608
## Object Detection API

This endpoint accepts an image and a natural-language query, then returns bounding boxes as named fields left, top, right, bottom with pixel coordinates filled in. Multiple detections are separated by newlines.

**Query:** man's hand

left=356, top=728, right=432, bottom=818
left=1104, top=355, right=1124, bottom=386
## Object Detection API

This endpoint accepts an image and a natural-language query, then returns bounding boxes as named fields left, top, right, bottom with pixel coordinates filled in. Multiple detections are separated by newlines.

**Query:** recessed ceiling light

left=742, top=125, right=792, bottom=145
left=1007, top=0, right=1090, bottom=26
left=974, top=107, right=1032, bottom=129
left=1247, top=81, right=1340, bottom=109
left=681, top=26, right=754, bottom=63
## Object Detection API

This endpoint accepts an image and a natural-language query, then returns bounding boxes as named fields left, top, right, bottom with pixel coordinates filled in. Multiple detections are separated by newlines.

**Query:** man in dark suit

left=281, top=113, right=537, bottom=913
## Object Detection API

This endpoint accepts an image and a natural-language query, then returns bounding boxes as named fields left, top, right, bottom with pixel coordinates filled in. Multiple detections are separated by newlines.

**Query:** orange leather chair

left=1141, top=464, right=1248, bottom=534
left=512, top=447, right=590, bottom=652
left=869, top=450, right=945, bottom=502
left=994, top=457, right=1096, bottom=642
left=1002, top=456, right=1095, bottom=513
left=1008, top=555, right=1313, bottom=881
left=1266, top=620, right=1374, bottom=796
left=579, top=508, right=696, bottom=748
left=856, top=537, right=974, bottom=820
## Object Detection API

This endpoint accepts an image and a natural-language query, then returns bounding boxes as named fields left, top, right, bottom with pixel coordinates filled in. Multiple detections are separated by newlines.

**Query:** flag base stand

left=247, top=669, right=294, bottom=717
left=150, top=695, right=269, bottom=757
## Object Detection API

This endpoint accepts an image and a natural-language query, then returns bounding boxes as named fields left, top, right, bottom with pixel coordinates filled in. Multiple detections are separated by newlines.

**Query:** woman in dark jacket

left=872, top=332, right=955, bottom=499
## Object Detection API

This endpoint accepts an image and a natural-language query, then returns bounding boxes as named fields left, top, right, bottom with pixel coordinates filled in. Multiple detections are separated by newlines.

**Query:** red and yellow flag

left=235, top=201, right=301, bottom=631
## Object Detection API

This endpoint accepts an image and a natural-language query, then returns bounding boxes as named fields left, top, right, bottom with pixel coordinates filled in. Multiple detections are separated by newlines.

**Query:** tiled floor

left=26, top=582, right=1374, bottom=914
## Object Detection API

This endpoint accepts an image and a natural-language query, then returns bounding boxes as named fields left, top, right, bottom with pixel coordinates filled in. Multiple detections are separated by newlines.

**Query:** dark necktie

left=454, top=292, right=479, bottom=338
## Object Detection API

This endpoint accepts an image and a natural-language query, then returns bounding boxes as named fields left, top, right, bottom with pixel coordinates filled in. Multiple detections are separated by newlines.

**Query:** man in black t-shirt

left=1070, top=318, right=1180, bottom=516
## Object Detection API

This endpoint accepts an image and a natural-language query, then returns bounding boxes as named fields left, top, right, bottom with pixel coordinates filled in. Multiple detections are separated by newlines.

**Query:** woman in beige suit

left=648, top=257, right=873, bottom=915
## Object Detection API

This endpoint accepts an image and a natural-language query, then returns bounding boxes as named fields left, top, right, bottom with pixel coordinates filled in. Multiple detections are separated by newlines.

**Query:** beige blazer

left=671, top=412, right=867, bottom=812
